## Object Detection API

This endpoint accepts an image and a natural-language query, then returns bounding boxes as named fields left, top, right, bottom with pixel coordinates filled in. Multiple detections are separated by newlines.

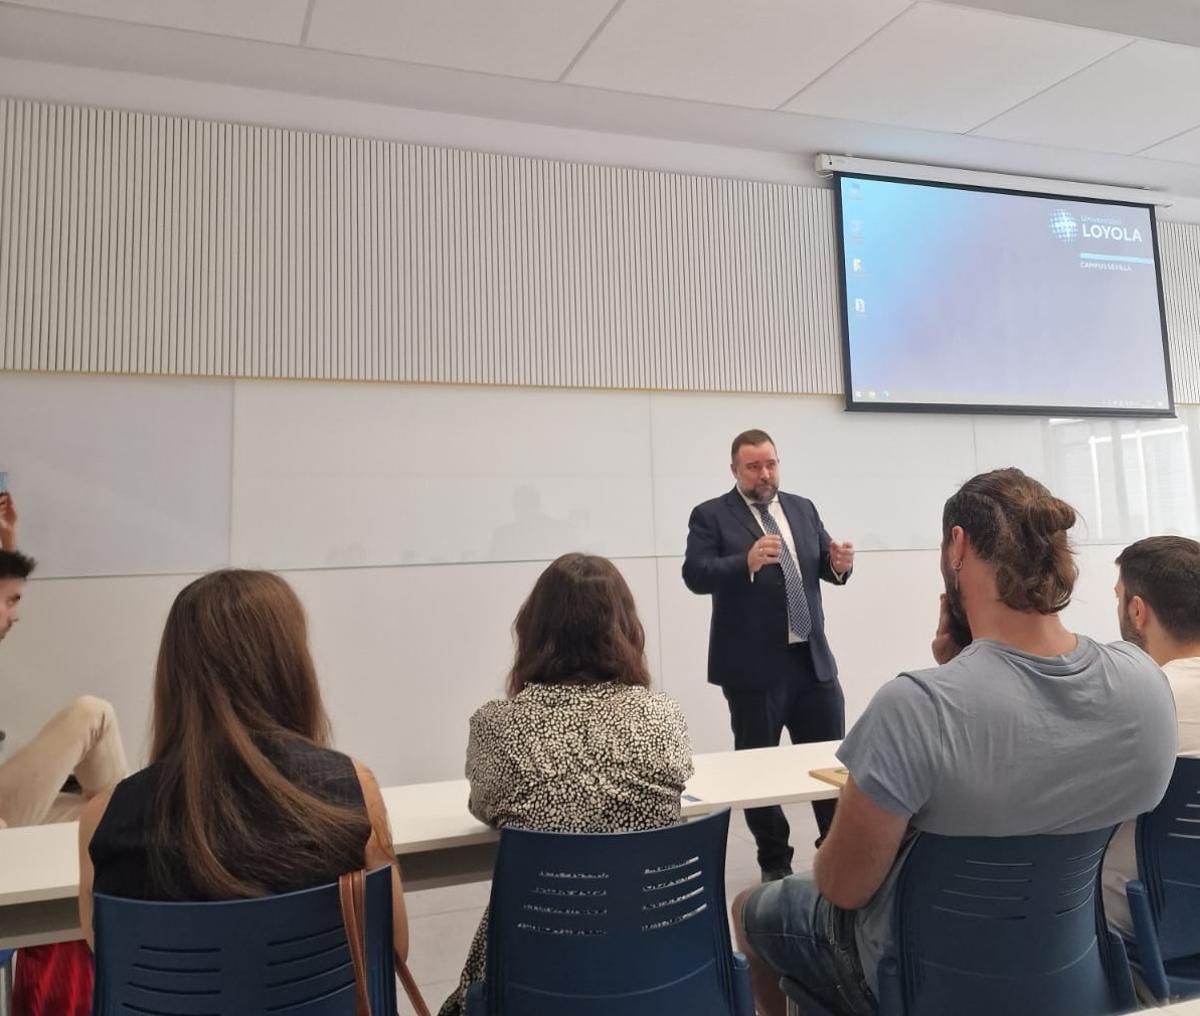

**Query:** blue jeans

left=742, top=874, right=877, bottom=1016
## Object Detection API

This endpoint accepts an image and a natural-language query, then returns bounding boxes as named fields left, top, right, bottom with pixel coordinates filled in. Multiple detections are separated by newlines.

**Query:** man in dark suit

left=683, top=429, right=854, bottom=881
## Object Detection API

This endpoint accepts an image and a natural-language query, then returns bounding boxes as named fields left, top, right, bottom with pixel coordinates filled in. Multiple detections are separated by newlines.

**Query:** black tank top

left=90, top=736, right=369, bottom=900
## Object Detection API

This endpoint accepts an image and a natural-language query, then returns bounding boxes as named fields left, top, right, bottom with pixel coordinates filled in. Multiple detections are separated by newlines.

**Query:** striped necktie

left=753, top=502, right=813, bottom=640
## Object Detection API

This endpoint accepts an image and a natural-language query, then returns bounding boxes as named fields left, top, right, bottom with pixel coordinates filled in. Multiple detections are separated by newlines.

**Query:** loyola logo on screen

left=1049, top=208, right=1144, bottom=244
left=1049, top=209, right=1079, bottom=243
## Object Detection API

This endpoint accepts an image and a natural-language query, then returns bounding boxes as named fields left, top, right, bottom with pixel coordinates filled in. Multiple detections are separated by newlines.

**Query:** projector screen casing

left=834, top=172, right=1175, bottom=419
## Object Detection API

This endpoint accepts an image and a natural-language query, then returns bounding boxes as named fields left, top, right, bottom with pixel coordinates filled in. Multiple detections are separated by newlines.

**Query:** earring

left=952, top=560, right=962, bottom=590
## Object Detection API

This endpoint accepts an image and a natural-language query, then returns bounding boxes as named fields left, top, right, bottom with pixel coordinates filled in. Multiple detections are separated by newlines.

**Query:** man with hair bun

left=1102, top=534, right=1200, bottom=936
left=733, top=468, right=1177, bottom=1016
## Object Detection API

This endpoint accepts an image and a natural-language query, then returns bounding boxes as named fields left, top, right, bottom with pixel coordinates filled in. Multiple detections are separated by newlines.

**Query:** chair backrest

left=1137, top=756, right=1200, bottom=963
left=891, top=828, right=1124, bottom=1016
left=92, top=866, right=396, bottom=1015
left=483, top=808, right=738, bottom=1016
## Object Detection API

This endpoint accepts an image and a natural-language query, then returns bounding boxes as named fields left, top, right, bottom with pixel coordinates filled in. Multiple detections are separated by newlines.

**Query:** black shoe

left=760, top=866, right=793, bottom=883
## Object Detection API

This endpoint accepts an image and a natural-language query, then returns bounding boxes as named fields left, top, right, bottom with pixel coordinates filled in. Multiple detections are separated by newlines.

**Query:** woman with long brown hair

left=76, top=569, right=407, bottom=962
left=440, top=553, right=694, bottom=1016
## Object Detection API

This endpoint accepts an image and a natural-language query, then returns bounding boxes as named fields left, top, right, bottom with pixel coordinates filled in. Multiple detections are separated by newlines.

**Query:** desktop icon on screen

left=852, top=258, right=863, bottom=273
left=854, top=298, right=866, bottom=314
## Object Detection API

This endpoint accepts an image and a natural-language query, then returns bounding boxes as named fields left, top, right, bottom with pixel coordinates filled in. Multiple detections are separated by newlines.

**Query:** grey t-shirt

left=838, top=636, right=1177, bottom=995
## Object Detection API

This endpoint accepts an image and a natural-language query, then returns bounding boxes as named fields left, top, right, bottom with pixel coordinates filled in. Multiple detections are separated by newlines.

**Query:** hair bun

left=1025, top=495, right=1076, bottom=535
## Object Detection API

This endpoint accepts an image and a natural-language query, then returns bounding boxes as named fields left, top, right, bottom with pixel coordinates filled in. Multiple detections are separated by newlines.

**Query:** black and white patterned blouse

left=439, top=681, right=694, bottom=1016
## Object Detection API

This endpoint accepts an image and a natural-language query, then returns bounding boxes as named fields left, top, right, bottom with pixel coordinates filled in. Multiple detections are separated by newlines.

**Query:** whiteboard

left=0, top=373, right=233, bottom=578
left=4, top=373, right=1199, bottom=581
left=230, top=381, right=657, bottom=570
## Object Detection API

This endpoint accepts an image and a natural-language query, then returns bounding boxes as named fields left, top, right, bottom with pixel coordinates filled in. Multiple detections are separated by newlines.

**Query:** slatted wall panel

left=2, top=97, right=1199, bottom=400
left=1159, top=222, right=1200, bottom=405
left=0, top=97, right=841, bottom=392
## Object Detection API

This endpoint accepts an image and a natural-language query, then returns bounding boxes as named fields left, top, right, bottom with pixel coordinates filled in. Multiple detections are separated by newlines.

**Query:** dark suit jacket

left=682, top=487, right=848, bottom=691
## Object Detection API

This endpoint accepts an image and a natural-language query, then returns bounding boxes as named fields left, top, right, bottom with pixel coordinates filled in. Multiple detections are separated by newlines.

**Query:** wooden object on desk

left=809, top=767, right=849, bottom=790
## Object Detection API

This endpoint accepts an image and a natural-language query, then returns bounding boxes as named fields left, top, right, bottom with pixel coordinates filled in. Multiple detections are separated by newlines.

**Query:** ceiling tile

left=783, top=2, right=1127, bottom=132
left=565, top=0, right=911, bottom=110
left=306, top=0, right=616, bottom=81
left=3, top=0, right=309, bottom=44
left=1140, top=124, right=1200, bottom=164
left=975, top=40, right=1200, bottom=154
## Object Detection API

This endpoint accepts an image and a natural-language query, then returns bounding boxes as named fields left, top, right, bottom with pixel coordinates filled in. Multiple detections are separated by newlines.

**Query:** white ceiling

left=564, top=0, right=911, bottom=109
left=305, top=0, right=617, bottom=81
left=2, top=0, right=1200, bottom=206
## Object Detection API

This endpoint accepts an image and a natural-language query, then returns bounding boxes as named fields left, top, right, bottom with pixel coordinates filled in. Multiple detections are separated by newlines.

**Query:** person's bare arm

left=813, top=776, right=909, bottom=910
left=353, top=760, right=409, bottom=962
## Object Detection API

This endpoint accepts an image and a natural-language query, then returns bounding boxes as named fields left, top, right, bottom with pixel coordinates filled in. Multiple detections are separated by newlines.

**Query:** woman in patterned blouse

left=439, top=553, right=694, bottom=1016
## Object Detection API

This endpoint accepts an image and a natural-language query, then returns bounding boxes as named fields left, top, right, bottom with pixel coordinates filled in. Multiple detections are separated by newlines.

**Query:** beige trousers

left=0, top=696, right=128, bottom=827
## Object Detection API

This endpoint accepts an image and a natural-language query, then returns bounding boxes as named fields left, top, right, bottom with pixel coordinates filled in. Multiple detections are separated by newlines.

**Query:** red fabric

left=12, top=941, right=93, bottom=1016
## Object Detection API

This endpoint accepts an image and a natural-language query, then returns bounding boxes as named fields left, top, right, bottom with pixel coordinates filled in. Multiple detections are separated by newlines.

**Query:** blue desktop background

left=839, top=175, right=1171, bottom=412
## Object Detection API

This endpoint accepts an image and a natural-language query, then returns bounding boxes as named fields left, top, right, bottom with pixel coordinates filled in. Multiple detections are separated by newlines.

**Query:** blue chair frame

left=783, top=828, right=1135, bottom=1016
left=92, top=866, right=397, bottom=1015
left=465, top=808, right=753, bottom=1016
left=1126, top=756, right=1200, bottom=1002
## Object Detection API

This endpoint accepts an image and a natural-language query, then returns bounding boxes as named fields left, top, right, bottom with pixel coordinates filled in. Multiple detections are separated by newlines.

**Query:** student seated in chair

left=732, top=469, right=1178, bottom=1016
left=77, top=569, right=408, bottom=967
left=440, top=553, right=694, bottom=1016
left=1102, top=535, right=1200, bottom=936
left=0, top=491, right=128, bottom=828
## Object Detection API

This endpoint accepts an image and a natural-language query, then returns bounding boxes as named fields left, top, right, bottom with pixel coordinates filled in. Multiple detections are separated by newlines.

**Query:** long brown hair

left=507, top=553, right=652, bottom=697
left=149, top=569, right=370, bottom=899
left=942, top=468, right=1078, bottom=614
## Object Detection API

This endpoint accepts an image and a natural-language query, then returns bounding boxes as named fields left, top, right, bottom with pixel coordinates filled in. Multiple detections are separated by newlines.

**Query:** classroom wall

left=1, top=95, right=1199, bottom=400
left=3, top=371, right=1195, bottom=784
left=2, top=67, right=1197, bottom=785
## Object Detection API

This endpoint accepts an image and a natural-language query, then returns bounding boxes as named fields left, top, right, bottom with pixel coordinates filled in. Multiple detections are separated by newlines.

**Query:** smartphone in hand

left=946, top=610, right=973, bottom=650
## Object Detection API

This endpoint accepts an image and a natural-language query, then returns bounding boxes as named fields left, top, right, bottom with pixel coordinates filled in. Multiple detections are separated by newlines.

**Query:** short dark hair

left=1116, top=536, right=1200, bottom=642
left=731, top=429, right=775, bottom=461
left=0, top=550, right=36, bottom=580
left=507, top=553, right=652, bottom=697
left=942, top=468, right=1078, bottom=614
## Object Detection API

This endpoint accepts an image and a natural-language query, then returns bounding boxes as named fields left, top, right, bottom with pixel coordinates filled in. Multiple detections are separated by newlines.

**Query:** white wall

left=3, top=372, right=1193, bottom=785
left=2, top=63, right=1196, bottom=786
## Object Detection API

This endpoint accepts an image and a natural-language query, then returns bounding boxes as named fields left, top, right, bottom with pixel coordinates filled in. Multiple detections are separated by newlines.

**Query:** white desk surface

left=383, top=740, right=841, bottom=854
left=0, top=741, right=840, bottom=945
left=1164, top=1001, right=1200, bottom=1015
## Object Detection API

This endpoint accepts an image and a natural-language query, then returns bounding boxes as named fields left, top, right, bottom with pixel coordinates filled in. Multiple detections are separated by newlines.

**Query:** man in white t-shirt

left=1103, top=535, right=1200, bottom=935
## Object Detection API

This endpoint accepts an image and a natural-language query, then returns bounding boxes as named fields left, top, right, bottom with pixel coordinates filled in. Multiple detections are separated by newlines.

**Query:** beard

left=741, top=479, right=778, bottom=503
left=941, top=551, right=973, bottom=647
left=1118, top=602, right=1143, bottom=647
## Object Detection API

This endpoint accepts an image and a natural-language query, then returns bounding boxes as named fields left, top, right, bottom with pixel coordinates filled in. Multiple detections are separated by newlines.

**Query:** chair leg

left=0, top=954, right=12, bottom=1016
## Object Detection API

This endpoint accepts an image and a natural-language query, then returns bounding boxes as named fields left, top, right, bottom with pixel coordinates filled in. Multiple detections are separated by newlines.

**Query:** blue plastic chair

left=1127, top=756, right=1200, bottom=1002
left=783, top=828, right=1135, bottom=1016
left=92, top=867, right=397, bottom=1015
left=465, top=808, right=753, bottom=1016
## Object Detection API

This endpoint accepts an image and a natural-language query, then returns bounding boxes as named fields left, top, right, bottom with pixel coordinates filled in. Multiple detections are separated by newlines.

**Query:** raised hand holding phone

left=0, top=482, right=17, bottom=552
left=932, top=593, right=972, bottom=665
